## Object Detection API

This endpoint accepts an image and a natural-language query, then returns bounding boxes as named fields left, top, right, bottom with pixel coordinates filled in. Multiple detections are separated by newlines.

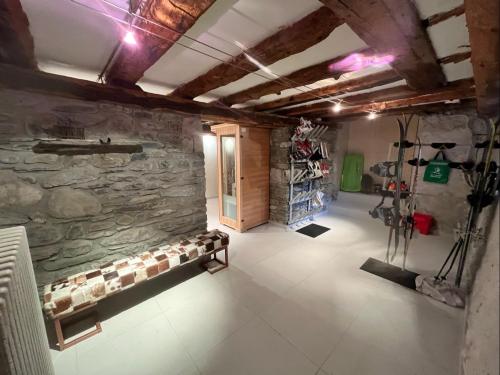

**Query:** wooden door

left=238, top=127, right=270, bottom=231
left=213, top=124, right=239, bottom=230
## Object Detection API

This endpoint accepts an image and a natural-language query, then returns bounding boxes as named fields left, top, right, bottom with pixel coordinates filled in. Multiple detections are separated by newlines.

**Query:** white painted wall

left=342, top=115, right=418, bottom=185
left=203, top=135, right=218, bottom=199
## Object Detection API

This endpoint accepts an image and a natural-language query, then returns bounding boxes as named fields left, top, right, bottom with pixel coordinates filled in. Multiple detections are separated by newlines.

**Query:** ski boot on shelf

left=370, top=161, right=397, bottom=178
left=307, top=160, right=323, bottom=179
left=320, top=161, right=330, bottom=176
left=292, top=118, right=313, bottom=141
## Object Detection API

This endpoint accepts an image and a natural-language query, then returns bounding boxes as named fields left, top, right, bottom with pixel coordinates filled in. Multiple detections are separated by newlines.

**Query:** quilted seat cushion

left=43, top=229, right=229, bottom=319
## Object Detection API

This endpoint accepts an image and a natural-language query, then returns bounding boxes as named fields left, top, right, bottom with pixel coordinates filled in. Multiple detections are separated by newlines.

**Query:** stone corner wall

left=0, top=89, right=207, bottom=288
left=415, top=112, right=489, bottom=234
left=269, top=127, right=291, bottom=224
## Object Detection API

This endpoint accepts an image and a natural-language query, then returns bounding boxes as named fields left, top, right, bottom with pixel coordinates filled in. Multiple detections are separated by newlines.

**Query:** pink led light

left=123, top=30, right=137, bottom=45
left=329, top=53, right=395, bottom=73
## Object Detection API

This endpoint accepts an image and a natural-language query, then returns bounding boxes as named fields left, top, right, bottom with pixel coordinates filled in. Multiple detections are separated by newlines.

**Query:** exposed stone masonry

left=0, top=90, right=207, bottom=287
left=415, top=112, right=488, bottom=234
left=269, top=127, right=291, bottom=224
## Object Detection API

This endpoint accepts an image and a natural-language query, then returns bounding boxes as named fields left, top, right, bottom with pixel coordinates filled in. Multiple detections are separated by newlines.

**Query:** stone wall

left=0, top=89, right=207, bottom=288
left=269, top=125, right=339, bottom=225
left=414, top=112, right=488, bottom=234
left=269, top=127, right=291, bottom=224
left=461, top=203, right=499, bottom=375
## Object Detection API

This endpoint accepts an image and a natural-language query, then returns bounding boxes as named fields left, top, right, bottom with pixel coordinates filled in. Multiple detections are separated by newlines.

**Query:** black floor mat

left=360, top=257, right=419, bottom=290
left=296, top=224, right=330, bottom=238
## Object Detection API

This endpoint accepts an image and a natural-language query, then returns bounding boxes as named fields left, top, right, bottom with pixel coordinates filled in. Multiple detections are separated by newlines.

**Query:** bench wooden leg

left=204, top=246, right=229, bottom=274
left=55, top=311, right=102, bottom=351
left=224, top=245, right=229, bottom=267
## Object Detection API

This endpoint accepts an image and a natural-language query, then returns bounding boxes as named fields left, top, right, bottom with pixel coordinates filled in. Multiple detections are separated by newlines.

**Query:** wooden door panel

left=240, top=127, right=270, bottom=230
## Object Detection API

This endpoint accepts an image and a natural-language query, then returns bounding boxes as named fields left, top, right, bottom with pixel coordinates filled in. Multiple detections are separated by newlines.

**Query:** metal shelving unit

left=287, top=124, right=329, bottom=227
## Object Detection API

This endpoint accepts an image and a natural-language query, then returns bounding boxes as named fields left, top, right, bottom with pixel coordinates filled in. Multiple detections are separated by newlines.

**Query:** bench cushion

left=43, top=229, right=229, bottom=319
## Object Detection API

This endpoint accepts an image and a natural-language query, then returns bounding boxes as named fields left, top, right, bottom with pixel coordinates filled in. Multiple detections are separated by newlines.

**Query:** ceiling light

left=367, top=112, right=378, bottom=120
left=123, top=30, right=137, bottom=45
left=332, top=102, right=342, bottom=113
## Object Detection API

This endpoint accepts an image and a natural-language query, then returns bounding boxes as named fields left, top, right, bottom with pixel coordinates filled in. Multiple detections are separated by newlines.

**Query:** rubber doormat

left=360, top=257, right=419, bottom=290
left=296, top=224, right=330, bottom=238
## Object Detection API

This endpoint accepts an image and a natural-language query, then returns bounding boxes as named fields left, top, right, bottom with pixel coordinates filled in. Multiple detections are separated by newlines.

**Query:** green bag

left=423, top=151, right=450, bottom=184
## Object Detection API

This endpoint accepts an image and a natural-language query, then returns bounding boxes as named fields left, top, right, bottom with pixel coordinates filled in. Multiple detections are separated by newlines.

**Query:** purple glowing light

left=123, top=30, right=137, bottom=45
left=329, top=53, right=395, bottom=73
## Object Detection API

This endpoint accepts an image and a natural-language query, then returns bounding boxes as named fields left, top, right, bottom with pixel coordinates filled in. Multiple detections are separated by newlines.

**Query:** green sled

left=341, top=154, right=364, bottom=192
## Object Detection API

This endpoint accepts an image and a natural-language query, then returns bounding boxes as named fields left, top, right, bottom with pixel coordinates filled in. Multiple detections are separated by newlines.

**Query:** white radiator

left=0, top=226, right=55, bottom=375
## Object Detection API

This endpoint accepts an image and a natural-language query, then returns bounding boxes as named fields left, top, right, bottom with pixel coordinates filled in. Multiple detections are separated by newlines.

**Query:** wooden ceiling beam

left=104, top=0, right=216, bottom=87
left=220, top=48, right=374, bottom=106
left=281, top=78, right=475, bottom=117
left=278, top=85, right=418, bottom=116
left=333, top=99, right=477, bottom=121
left=251, top=51, right=471, bottom=113
left=423, top=4, right=465, bottom=27
left=319, top=0, right=446, bottom=90
left=464, top=0, right=500, bottom=117
left=249, top=69, right=400, bottom=112
left=0, top=64, right=298, bottom=128
left=438, top=51, right=471, bottom=65
left=0, top=0, right=37, bottom=69
left=169, top=6, right=343, bottom=99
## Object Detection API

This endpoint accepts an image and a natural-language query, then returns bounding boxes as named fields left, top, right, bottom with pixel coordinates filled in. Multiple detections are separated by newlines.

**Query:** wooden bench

left=42, top=229, right=229, bottom=350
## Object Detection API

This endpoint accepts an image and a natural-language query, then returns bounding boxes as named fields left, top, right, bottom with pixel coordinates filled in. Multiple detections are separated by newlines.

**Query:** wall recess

left=32, top=141, right=143, bottom=155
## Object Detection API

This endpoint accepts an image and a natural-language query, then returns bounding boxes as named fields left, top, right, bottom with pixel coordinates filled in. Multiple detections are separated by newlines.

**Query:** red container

left=413, top=212, right=433, bottom=235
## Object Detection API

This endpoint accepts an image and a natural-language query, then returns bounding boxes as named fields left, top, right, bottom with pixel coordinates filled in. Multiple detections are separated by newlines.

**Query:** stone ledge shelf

left=32, top=140, right=143, bottom=155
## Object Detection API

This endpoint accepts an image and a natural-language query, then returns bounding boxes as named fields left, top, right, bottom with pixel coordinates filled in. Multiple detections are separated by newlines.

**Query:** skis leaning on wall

left=368, top=114, right=415, bottom=268
left=387, top=115, right=414, bottom=267
left=402, top=134, right=422, bottom=270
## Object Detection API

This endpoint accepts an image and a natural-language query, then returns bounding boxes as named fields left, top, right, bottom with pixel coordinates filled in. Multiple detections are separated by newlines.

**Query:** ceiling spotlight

left=123, top=30, right=137, bottom=45
left=367, top=112, right=378, bottom=120
left=332, top=102, right=342, bottom=113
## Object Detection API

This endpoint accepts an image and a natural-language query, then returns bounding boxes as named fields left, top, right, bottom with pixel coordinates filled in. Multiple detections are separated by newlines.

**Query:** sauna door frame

left=214, top=124, right=241, bottom=230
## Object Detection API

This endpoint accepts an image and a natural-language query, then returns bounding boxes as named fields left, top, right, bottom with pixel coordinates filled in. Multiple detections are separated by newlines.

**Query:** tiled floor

left=50, top=193, right=464, bottom=375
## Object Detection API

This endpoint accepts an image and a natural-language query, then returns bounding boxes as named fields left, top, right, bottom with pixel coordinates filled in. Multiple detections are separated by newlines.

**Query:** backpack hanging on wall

left=423, top=150, right=450, bottom=184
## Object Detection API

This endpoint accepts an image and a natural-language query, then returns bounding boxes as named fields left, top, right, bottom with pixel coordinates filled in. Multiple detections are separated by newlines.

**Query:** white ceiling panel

left=37, top=59, right=101, bottom=82
left=413, top=0, right=464, bottom=19
left=442, top=59, right=474, bottom=82
left=427, top=15, right=470, bottom=59
left=142, top=0, right=322, bottom=91
left=21, top=0, right=127, bottom=73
